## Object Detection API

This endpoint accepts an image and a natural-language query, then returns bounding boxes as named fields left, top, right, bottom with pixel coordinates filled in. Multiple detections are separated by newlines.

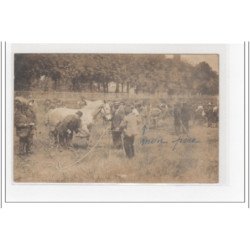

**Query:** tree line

left=14, top=53, right=219, bottom=95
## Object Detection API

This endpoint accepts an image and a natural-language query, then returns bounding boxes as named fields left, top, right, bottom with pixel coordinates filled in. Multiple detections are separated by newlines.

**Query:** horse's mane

left=81, top=100, right=104, bottom=117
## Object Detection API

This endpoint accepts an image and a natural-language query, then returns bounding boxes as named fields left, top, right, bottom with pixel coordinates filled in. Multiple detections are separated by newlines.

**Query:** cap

left=76, top=111, right=83, bottom=117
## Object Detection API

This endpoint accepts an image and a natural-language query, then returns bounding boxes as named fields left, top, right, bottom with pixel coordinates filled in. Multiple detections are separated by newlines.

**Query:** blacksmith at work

left=14, top=99, right=37, bottom=155
left=120, top=105, right=140, bottom=159
left=55, top=111, right=83, bottom=148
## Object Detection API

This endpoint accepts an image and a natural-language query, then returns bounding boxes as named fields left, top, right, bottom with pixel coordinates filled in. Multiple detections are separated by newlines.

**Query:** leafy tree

left=14, top=54, right=219, bottom=95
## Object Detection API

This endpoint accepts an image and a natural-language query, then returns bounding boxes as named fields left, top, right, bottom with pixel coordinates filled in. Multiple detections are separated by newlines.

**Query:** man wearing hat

left=206, top=102, right=213, bottom=128
left=14, top=99, right=37, bottom=155
left=180, top=102, right=191, bottom=133
left=55, top=111, right=83, bottom=147
left=111, top=102, right=125, bottom=149
left=173, top=103, right=181, bottom=135
left=120, top=105, right=140, bottom=158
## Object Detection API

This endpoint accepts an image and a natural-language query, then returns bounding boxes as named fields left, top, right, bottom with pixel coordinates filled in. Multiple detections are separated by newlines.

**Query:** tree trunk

left=103, top=82, right=109, bottom=93
left=115, top=82, right=120, bottom=93
left=53, top=80, right=59, bottom=91
left=126, top=82, right=130, bottom=93
left=106, top=82, right=109, bottom=93
left=89, top=82, right=92, bottom=92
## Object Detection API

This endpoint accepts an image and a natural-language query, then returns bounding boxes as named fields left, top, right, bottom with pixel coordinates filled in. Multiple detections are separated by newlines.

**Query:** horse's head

left=85, top=100, right=112, bottom=122
left=99, top=101, right=112, bottom=121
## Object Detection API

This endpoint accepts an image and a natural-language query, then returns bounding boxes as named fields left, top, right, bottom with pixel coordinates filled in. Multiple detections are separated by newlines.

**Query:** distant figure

left=55, top=111, right=83, bottom=147
left=120, top=105, right=140, bottom=158
left=206, top=103, right=214, bottom=127
left=212, top=106, right=219, bottom=127
left=180, top=103, right=191, bottom=133
left=77, top=97, right=87, bottom=109
left=149, top=107, right=162, bottom=128
left=44, top=98, right=64, bottom=112
left=14, top=99, right=37, bottom=155
left=44, top=99, right=52, bottom=112
left=140, top=104, right=148, bottom=126
left=173, top=103, right=181, bottom=135
left=111, top=102, right=125, bottom=149
left=158, top=103, right=169, bottom=119
left=131, top=105, right=140, bottom=117
left=194, top=104, right=205, bottom=125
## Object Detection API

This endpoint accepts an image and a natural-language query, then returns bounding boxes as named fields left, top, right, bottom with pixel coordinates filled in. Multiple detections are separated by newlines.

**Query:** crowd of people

left=14, top=96, right=218, bottom=159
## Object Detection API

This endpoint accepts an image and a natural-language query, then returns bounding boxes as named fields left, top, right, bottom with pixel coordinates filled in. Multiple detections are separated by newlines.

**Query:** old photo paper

left=13, top=51, right=219, bottom=183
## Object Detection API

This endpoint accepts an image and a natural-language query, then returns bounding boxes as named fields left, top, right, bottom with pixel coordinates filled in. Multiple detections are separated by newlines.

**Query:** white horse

left=45, top=100, right=112, bottom=138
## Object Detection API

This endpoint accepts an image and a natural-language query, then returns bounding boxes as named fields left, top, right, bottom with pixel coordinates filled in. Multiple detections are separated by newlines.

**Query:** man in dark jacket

left=206, top=103, right=214, bottom=127
left=120, top=105, right=140, bottom=158
left=173, top=103, right=181, bottom=135
left=14, top=100, right=37, bottom=155
left=180, top=102, right=191, bottom=133
left=55, top=111, right=83, bottom=147
left=111, top=102, right=125, bottom=149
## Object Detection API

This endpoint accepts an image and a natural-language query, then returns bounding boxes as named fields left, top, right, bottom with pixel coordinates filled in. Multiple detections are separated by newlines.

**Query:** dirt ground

left=14, top=92, right=218, bottom=183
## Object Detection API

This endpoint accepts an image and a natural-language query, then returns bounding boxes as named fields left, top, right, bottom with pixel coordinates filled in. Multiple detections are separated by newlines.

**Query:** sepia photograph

left=13, top=52, right=219, bottom=183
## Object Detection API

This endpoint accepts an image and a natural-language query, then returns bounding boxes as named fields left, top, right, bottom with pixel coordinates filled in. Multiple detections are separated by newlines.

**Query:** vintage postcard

left=13, top=52, right=219, bottom=183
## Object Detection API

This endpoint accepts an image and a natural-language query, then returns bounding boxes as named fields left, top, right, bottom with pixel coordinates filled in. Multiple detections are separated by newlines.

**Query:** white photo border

left=5, top=43, right=245, bottom=202
left=0, top=42, right=2, bottom=207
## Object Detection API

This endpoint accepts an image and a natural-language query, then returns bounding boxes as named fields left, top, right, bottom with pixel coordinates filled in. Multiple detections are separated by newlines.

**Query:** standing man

left=195, top=104, right=205, bottom=125
left=14, top=99, right=37, bottom=155
left=173, top=103, right=181, bottom=135
left=180, top=102, right=191, bottom=133
left=25, top=100, right=37, bottom=153
left=111, top=102, right=125, bottom=149
left=120, top=105, right=140, bottom=159
left=140, top=103, right=148, bottom=126
left=212, top=105, right=219, bottom=127
left=206, top=102, right=214, bottom=128
left=55, top=111, right=83, bottom=148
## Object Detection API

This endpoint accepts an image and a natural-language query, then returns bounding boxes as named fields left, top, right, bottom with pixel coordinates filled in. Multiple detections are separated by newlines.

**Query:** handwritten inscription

left=140, top=125, right=199, bottom=149
left=140, top=137, right=167, bottom=146
left=172, top=136, right=199, bottom=151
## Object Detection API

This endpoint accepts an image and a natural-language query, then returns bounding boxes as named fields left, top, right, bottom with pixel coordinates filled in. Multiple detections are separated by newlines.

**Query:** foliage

left=14, top=54, right=219, bottom=95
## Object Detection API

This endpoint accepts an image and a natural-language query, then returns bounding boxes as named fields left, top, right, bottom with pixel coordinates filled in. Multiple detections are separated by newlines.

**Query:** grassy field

left=14, top=92, right=219, bottom=183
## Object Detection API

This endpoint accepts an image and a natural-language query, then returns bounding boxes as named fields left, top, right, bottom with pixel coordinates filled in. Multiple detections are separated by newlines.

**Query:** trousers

left=123, top=135, right=135, bottom=158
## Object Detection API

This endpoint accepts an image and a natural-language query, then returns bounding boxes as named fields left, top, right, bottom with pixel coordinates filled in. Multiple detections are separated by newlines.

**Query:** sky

left=165, top=54, right=219, bottom=72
